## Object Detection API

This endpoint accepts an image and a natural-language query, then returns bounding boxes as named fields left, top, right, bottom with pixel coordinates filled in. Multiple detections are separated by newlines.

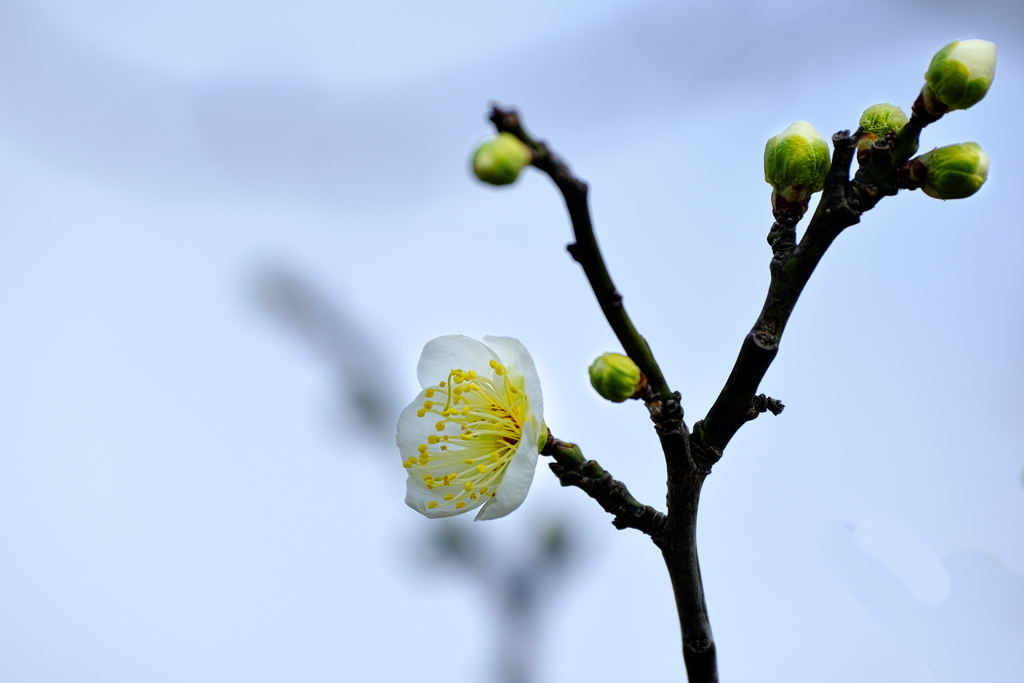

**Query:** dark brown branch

left=482, top=78, right=957, bottom=682
left=541, top=434, right=667, bottom=539
left=693, top=131, right=859, bottom=453
left=541, top=431, right=716, bottom=680
left=489, top=105, right=674, bottom=406
left=695, top=108, right=936, bottom=454
left=662, top=456, right=717, bottom=681
left=488, top=105, right=717, bottom=683
left=751, top=394, right=785, bottom=417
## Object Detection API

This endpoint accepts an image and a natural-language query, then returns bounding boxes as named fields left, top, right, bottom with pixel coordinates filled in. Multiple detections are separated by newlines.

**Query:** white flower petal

left=396, top=389, right=431, bottom=457
left=405, top=483, right=484, bottom=518
left=416, top=335, right=498, bottom=389
left=483, top=335, right=544, bottom=421
left=399, top=335, right=545, bottom=521
left=475, top=421, right=539, bottom=521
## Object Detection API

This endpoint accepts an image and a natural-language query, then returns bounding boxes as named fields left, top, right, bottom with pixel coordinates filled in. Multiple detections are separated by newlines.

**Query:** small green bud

left=859, top=103, right=908, bottom=139
left=857, top=103, right=911, bottom=161
left=588, top=353, right=644, bottom=403
left=471, top=133, right=533, bottom=186
left=906, top=142, right=989, bottom=200
left=922, top=40, right=996, bottom=115
left=764, top=121, right=831, bottom=203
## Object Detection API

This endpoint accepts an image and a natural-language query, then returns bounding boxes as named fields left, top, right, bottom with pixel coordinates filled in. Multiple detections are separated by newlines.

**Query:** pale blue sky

left=1, top=0, right=1022, bottom=681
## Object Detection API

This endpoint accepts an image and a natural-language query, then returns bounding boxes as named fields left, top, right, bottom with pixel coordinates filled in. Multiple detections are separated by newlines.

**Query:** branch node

left=685, top=638, right=714, bottom=653
left=486, top=104, right=677, bottom=404
left=750, top=393, right=785, bottom=417
left=646, top=390, right=685, bottom=434
left=752, top=331, right=778, bottom=352
left=541, top=434, right=667, bottom=540
left=767, top=221, right=797, bottom=261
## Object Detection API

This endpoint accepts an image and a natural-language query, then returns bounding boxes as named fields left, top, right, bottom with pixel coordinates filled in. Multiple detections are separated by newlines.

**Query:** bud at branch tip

left=764, top=121, right=830, bottom=219
left=921, top=39, right=996, bottom=115
left=905, top=142, right=989, bottom=200
left=471, top=133, right=533, bottom=186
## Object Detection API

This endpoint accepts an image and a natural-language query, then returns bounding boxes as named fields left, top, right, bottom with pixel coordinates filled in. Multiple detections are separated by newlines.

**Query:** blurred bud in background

left=472, top=133, right=533, bottom=186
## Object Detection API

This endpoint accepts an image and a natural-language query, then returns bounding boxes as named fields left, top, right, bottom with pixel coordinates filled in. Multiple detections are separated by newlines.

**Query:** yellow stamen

left=407, top=355, right=534, bottom=515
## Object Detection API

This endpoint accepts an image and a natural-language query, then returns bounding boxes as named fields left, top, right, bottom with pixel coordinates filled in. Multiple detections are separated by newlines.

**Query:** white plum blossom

left=397, top=335, right=545, bottom=520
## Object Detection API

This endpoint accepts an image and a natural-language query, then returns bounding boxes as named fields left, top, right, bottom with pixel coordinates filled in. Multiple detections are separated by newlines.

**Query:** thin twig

left=484, top=82, right=949, bottom=683
left=541, top=434, right=667, bottom=539
left=489, top=105, right=674, bottom=405
left=694, top=107, right=937, bottom=454
left=487, top=105, right=718, bottom=683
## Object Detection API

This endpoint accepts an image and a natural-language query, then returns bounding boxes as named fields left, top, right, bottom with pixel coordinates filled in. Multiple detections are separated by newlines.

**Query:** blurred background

left=1, top=0, right=1022, bottom=680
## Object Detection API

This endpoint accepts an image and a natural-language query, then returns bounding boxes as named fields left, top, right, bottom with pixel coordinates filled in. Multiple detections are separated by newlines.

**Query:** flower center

left=403, top=360, right=527, bottom=511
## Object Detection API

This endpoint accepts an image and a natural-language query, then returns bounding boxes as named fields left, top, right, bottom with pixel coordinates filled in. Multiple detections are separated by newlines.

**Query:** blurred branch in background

left=423, top=518, right=579, bottom=683
left=5, top=0, right=1017, bottom=211
left=251, top=260, right=397, bottom=443
left=251, top=259, right=585, bottom=683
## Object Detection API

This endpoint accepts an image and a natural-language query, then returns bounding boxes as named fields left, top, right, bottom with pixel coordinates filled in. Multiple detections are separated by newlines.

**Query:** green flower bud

left=471, top=133, right=533, bottom=186
left=857, top=103, right=912, bottom=161
left=922, top=40, right=996, bottom=115
left=906, top=143, right=989, bottom=200
left=859, top=103, right=908, bottom=139
left=588, top=353, right=644, bottom=403
left=764, top=121, right=831, bottom=203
